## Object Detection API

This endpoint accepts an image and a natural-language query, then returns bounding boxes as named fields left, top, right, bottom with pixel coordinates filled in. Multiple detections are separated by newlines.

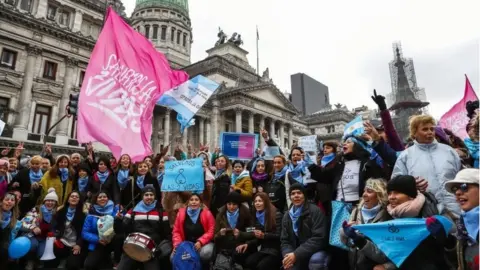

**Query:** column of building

left=210, top=100, right=219, bottom=151
left=269, top=119, right=276, bottom=140
left=235, top=107, right=242, bottom=132
left=279, top=122, right=285, bottom=148
left=247, top=111, right=254, bottom=134
left=56, top=57, right=78, bottom=145
left=288, top=124, right=293, bottom=149
left=163, top=109, right=171, bottom=154
left=199, top=117, right=205, bottom=146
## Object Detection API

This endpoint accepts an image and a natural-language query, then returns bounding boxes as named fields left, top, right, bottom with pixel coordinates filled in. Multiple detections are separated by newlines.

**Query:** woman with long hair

left=264, top=155, right=288, bottom=213
left=244, top=192, right=283, bottom=269
left=250, top=158, right=270, bottom=193
left=210, top=155, right=232, bottom=217
left=89, top=156, right=120, bottom=205
left=0, top=192, right=20, bottom=267
left=115, top=154, right=134, bottom=196
left=38, top=155, right=75, bottom=205
left=120, top=161, right=160, bottom=208
left=9, top=155, right=43, bottom=217
left=230, top=160, right=253, bottom=202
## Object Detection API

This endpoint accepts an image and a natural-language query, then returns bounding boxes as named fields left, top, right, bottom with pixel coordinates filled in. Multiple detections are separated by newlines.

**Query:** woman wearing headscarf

left=9, top=155, right=43, bottom=217
left=38, top=155, right=75, bottom=205
left=172, top=193, right=215, bottom=268
left=250, top=158, right=270, bottom=193
left=264, top=155, right=288, bottom=213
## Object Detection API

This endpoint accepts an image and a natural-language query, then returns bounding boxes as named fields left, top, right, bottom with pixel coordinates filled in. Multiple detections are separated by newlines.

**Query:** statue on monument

left=216, top=28, right=244, bottom=47
left=261, top=68, right=272, bottom=82
left=227, top=32, right=244, bottom=46
left=215, top=27, right=228, bottom=46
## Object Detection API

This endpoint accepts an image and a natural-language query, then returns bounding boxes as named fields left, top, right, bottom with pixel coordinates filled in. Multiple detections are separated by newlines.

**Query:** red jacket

left=172, top=207, right=215, bottom=248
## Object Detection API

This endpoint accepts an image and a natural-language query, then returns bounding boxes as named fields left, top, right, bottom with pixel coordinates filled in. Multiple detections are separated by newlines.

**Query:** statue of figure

left=215, top=27, right=228, bottom=46
left=228, top=32, right=238, bottom=43
left=234, top=34, right=243, bottom=46
left=334, top=103, right=343, bottom=109
left=262, top=68, right=270, bottom=79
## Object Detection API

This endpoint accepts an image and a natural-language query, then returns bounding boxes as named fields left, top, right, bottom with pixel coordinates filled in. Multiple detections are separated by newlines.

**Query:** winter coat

left=232, top=174, right=253, bottom=199
left=246, top=209, right=283, bottom=257
left=379, top=109, right=404, bottom=151
left=88, top=170, right=120, bottom=205
left=21, top=207, right=56, bottom=239
left=38, top=171, right=74, bottom=205
left=123, top=207, right=171, bottom=245
left=10, top=168, right=42, bottom=216
left=280, top=203, right=328, bottom=264
left=81, top=204, right=120, bottom=251
left=120, top=173, right=160, bottom=208
left=264, top=174, right=287, bottom=213
left=210, top=173, right=231, bottom=217
left=392, top=140, right=462, bottom=216
left=55, top=206, right=87, bottom=247
left=456, top=217, right=479, bottom=270
left=172, top=206, right=215, bottom=248
left=214, top=204, right=254, bottom=251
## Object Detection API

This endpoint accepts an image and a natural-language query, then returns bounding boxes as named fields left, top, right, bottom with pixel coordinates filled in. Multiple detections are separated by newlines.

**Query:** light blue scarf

left=96, top=170, right=110, bottom=184
left=157, top=172, right=164, bottom=187
left=226, top=208, right=239, bottom=229
left=66, top=207, right=76, bottom=221
left=0, top=176, right=4, bottom=183
left=321, top=153, right=335, bottom=167
left=215, top=168, right=225, bottom=178
left=1, top=211, right=11, bottom=229
left=361, top=204, right=381, bottom=223
left=93, top=200, right=114, bottom=215
left=10, top=170, right=17, bottom=179
left=464, top=138, right=479, bottom=168
left=462, top=206, right=479, bottom=242
left=289, top=205, right=303, bottom=235
left=231, top=170, right=249, bottom=185
left=41, top=205, right=53, bottom=223
left=117, top=169, right=130, bottom=189
left=78, top=176, right=88, bottom=192
left=187, top=207, right=200, bottom=224
left=287, top=161, right=307, bottom=185
left=136, top=175, right=146, bottom=189
left=59, top=168, right=69, bottom=182
left=256, top=210, right=265, bottom=227
left=29, top=169, right=43, bottom=184
left=272, top=166, right=287, bottom=182
left=133, top=200, right=157, bottom=213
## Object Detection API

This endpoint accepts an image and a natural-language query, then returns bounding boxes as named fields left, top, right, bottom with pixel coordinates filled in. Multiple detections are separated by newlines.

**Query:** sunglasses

left=451, top=183, right=471, bottom=193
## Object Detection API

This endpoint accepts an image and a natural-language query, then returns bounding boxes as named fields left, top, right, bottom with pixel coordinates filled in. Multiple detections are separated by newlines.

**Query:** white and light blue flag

left=343, top=116, right=364, bottom=139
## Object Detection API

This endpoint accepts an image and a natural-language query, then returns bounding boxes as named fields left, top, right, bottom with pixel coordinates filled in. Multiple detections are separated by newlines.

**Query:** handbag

left=329, top=175, right=353, bottom=250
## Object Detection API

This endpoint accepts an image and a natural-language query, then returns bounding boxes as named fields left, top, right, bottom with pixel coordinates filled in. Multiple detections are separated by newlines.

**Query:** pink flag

left=438, top=75, right=478, bottom=139
left=77, top=7, right=188, bottom=162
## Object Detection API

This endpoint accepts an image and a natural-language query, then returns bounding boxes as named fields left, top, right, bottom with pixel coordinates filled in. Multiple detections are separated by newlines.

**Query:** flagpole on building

left=256, top=25, right=260, bottom=77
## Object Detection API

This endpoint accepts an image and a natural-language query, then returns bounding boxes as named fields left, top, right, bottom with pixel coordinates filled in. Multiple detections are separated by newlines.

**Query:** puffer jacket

left=81, top=204, right=120, bottom=251
left=123, top=207, right=171, bottom=245
left=392, top=140, right=462, bottom=216
left=246, top=209, right=283, bottom=256
left=38, top=171, right=74, bottom=205
left=232, top=172, right=253, bottom=199
left=172, top=206, right=215, bottom=248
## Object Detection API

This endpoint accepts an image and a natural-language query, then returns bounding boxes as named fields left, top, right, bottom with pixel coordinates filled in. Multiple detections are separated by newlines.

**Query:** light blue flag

left=161, top=158, right=205, bottom=192
left=177, top=114, right=195, bottom=134
left=353, top=215, right=453, bottom=268
left=263, top=146, right=280, bottom=160
left=343, top=116, right=364, bottom=139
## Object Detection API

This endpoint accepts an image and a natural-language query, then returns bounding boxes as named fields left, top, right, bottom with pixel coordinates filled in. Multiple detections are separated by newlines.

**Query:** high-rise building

left=290, top=73, right=330, bottom=115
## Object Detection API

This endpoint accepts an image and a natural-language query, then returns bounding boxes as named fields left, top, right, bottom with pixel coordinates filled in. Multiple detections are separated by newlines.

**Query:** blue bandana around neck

left=256, top=210, right=265, bottom=227
left=287, top=161, right=307, bottom=185
left=1, top=210, right=12, bottom=229
left=462, top=206, right=479, bottom=242
left=321, top=153, right=336, bottom=167
left=133, top=200, right=157, bottom=213
left=361, top=204, right=381, bottom=223
left=93, top=200, right=114, bottom=215
left=231, top=170, right=249, bottom=185
left=226, top=208, right=239, bottom=229
left=272, top=166, right=287, bottom=182
left=347, top=137, right=384, bottom=168
left=0, top=176, right=5, bottom=183
left=59, top=168, right=69, bottom=182
left=77, top=176, right=88, bottom=192
left=96, top=170, right=110, bottom=184
left=464, top=138, right=479, bottom=168
left=157, top=171, right=164, bottom=187
left=136, top=175, right=146, bottom=189
left=66, top=207, right=76, bottom=221
left=117, top=169, right=130, bottom=189
left=215, top=168, right=225, bottom=178
left=10, top=170, right=18, bottom=179
left=187, top=207, right=201, bottom=224
left=289, top=205, right=303, bottom=235
left=41, top=204, right=53, bottom=223
left=29, top=169, right=43, bottom=184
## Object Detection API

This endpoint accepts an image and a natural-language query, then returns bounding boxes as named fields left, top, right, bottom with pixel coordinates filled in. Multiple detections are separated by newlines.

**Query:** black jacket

left=210, top=173, right=231, bottom=217
left=214, top=205, right=253, bottom=251
left=120, top=173, right=160, bottom=208
left=264, top=175, right=287, bottom=213
left=10, top=168, right=42, bottom=217
left=246, top=210, right=283, bottom=256
left=280, top=203, right=328, bottom=264
left=89, top=170, right=120, bottom=205
left=123, top=207, right=171, bottom=245
left=55, top=205, right=86, bottom=247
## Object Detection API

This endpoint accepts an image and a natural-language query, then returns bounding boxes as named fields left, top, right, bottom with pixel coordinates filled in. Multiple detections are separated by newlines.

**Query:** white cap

left=445, top=169, right=479, bottom=193
left=44, top=187, right=59, bottom=202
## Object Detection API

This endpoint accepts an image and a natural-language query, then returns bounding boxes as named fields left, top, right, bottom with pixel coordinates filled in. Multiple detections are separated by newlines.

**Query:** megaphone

left=40, top=236, right=56, bottom=261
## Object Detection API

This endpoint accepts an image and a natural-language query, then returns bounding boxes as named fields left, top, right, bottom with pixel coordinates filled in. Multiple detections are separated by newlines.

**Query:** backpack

left=172, top=241, right=201, bottom=270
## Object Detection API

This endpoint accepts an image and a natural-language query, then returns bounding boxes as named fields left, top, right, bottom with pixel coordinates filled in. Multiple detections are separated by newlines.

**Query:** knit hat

left=225, top=191, right=241, bottom=205
left=142, top=185, right=156, bottom=196
left=44, top=187, right=59, bottom=202
left=289, top=182, right=305, bottom=195
left=445, top=169, right=480, bottom=194
left=387, top=175, right=417, bottom=198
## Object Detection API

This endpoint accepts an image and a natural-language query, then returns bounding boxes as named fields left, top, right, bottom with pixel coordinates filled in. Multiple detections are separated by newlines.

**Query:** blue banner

left=353, top=215, right=453, bottom=267
left=161, top=158, right=204, bottom=192
left=220, top=132, right=258, bottom=160
left=264, top=146, right=280, bottom=160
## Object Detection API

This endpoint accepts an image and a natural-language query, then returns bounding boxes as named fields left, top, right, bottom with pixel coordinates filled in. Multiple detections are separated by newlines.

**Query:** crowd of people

left=0, top=92, right=478, bottom=270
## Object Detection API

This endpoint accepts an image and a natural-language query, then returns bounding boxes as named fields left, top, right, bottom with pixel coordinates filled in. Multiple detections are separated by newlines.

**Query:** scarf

left=231, top=170, right=249, bottom=185
left=287, top=161, right=307, bottom=185
left=361, top=204, right=381, bottom=223
left=29, top=169, right=43, bottom=184
left=215, top=168, right=225, bottom=179
left=1, top=210, right=11, bottom=229
left=96, top=170, right=110, bottom=184
left=187, top=207, right=201, bottom=224
left=0, top=176, right=4, bottom=183
left=41, top=204, right=53, bottom=223
left=462, top=206, right=479, bottom=242
left=226, top=208, right=239, bottom=229
left=347, top=136, right=384, bottom=168
left=10, top=170, right=17, bottom=179
left=93, top=200, right=114, bottom=215
left=136, top=175, right=146, bottom=189
left=256, top=210, right=265, bottom=227
left=321, top=153, right=335, bottom=167
left=289, top=205, right=303, bottom=235
left=252, top=171, right=269, bottom=182
left=387, top=192, right=425, bottom=218
left=77, top=176, right=88, bottom=192
left=157, top=172, right=164, bottom=187
left=59, top=168, right=69, bottom=182
left=272, top=166, right=287, bottom=182
left=464, top=138, right=479, bottom=168
left=66, top=207, right=76, bottom=221
left=133, top=200, right=157, bottom=213
left=117, top=169, right=130, bottom=189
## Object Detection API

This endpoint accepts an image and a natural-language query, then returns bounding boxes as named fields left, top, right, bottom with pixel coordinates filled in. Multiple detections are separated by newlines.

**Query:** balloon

left=8, top=236, right=31, bottom=259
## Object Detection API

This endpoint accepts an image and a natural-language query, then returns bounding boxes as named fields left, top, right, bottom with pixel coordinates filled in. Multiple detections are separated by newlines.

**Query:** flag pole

left=256, top=25, right=259, bottom=77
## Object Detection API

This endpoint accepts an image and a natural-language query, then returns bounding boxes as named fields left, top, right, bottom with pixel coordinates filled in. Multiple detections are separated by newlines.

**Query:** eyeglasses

left=451, top=183, right=470, bottom=193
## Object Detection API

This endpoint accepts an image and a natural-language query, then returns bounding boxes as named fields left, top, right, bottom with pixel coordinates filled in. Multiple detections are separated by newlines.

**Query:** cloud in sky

left=123, top=0, right=480, bottom=118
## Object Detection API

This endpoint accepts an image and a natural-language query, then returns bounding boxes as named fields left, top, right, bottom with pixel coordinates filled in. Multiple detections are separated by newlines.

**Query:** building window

left=70, top=117, right=77, bottom=138
left=152, top=25, right=158, bottom=39
left=310, top=128, right=315, bottom=134
left=183, top=33, right=187, bottom=47
left=19, top=0, right=32, bottom=11
left=176, top=31, right=181, bottom=44
left=0, top=98, right=9, bottom=123
left=46, top=5, right=57, bottom=20
left=43, top=61, right=57, bottom=80
left=32, top=105, right=51, bottom=134
left=170, top=28, right=175, bottom=42
left=225, top=123, right=230, bottom=132
left=0, top=49, right=17, bottom=70
left=78, top=70, right=85, bottom=87
left=160, top=26, right=166, bottom=40
left=144, top=25, right=150, bottom=39
left=4, top=0, right=16, bottom=6
left=58, top=11, right=69, bottom=26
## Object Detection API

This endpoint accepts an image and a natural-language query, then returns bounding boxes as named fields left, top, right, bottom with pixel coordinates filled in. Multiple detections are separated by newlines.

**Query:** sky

left=123, top=0, right=480, bottom=119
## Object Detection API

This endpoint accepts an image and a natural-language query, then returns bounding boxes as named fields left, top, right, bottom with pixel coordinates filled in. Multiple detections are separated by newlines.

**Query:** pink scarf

left=387, top=192, right=425, bottom=218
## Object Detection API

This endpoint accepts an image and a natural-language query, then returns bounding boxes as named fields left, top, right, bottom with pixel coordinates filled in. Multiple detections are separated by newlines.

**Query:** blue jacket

left=81, top=205, right=119, bottom=251
left=392, top=140, right=461, bottom=216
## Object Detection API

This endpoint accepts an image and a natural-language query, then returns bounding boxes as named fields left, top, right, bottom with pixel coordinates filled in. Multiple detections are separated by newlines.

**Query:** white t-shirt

left=336, top=160, right=361, bottom=202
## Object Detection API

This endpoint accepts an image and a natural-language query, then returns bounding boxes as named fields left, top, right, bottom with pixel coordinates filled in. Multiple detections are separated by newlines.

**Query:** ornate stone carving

left=65, top=57, right=79, bottom=68
left=26, top=46, right=42, bottom=56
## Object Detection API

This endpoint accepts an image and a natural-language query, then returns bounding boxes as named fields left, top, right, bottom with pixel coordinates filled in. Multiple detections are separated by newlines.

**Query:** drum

left=123, top=233, right=157, bottom=262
